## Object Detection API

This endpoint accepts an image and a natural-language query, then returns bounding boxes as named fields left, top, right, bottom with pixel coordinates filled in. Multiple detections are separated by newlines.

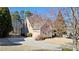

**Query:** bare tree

left=63, top=7, right=79, bottom=51
left=71, top=7, right=79, bottom=51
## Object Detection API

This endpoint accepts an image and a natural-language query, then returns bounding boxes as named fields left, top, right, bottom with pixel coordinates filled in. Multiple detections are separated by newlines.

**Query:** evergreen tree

left=0, top=7, right=13, bottom=37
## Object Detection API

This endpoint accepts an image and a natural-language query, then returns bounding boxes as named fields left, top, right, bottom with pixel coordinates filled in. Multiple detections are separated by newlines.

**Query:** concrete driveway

left=0, top=37, right=73, bottom=51
left=0, top=38, right=22, bottom=46
left=8, top=37, right=62, bottom=51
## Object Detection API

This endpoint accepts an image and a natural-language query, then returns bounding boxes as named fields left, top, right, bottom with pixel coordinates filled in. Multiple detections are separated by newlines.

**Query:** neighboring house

left=11, top=13, right=28, bottom=35
left=26, top=14, right=53, bottom=38
left=66, top=22, right=74, bottom=36
left=11, top=16, right=23, bottom=35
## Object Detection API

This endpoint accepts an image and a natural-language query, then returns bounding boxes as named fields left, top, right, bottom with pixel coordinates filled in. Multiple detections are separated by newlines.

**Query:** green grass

left=62, top=48, right=73, bottom=51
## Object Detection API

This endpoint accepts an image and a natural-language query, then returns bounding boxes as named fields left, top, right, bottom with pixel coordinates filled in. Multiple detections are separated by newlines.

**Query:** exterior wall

left=66, top=23, right=74, bottom=36
left=67, top=27, right=74, bottom=36
left=26, top=17, right=40, bottom=38
left=11, top=18, right=22, bottom=35
left=26, top=17, right=34, bottom=34
left=32, top=30, right=40, bottom=38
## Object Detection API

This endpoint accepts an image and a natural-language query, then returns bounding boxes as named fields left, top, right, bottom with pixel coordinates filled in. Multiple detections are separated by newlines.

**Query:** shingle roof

left=28, top=13, right=54, bottom=30
left=28, top=14, right=46, bottom=30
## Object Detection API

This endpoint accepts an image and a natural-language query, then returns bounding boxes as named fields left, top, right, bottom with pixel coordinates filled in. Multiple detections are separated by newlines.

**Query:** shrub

left=35, top=35, right=47, bottom=41
left=63, top=32, right=67, bottom=35
left=27, top=33, right=32, bottom=37
left=52, top=33, right=56, bottom=37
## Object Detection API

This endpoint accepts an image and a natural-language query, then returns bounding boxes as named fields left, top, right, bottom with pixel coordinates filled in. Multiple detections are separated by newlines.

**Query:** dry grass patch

left=44, top=37, right=73, bottom=45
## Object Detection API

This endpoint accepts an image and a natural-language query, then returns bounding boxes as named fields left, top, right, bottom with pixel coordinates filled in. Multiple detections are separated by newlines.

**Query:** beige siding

left=32, top=30, right=40, bottom=38
left=26, top=17, right=40, bottom=38
left=26, top=17, right=34, bottom=34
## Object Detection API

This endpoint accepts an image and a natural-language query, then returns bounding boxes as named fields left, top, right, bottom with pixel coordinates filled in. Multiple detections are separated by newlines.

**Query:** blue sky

left=9, top=7, right=59, bottom=19
left=9, top=7, right=58, bottom=14
left=9, top=7, right=72, bottom=20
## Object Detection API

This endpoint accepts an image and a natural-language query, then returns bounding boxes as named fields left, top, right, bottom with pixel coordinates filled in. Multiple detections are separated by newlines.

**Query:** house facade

left=26, top=14, right=53, bottom=38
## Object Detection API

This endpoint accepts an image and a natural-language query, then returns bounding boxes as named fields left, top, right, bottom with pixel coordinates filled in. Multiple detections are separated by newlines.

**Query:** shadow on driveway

left=0, top=38, right=25, bottom=46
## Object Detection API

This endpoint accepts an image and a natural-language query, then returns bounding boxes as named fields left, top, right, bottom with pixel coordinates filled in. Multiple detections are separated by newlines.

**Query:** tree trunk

left=71, top=7, right=78, bottom=51
left=73, top=39, right=78, bottom=51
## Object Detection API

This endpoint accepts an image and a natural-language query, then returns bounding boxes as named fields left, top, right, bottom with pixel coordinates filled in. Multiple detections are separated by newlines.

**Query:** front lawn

left=62, top=48, right=73, bottom=51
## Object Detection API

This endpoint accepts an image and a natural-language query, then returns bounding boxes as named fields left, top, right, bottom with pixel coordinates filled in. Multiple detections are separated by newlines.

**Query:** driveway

left=0, top=38, right=22, bottom=46
left=0, top=37, right=73, bottom=51
left=8, top=37, right=62, bottom=51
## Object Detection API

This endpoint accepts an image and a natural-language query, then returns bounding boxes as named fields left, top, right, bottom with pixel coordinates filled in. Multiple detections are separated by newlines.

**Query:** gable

left=28, top=14, right=46, bottom=30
